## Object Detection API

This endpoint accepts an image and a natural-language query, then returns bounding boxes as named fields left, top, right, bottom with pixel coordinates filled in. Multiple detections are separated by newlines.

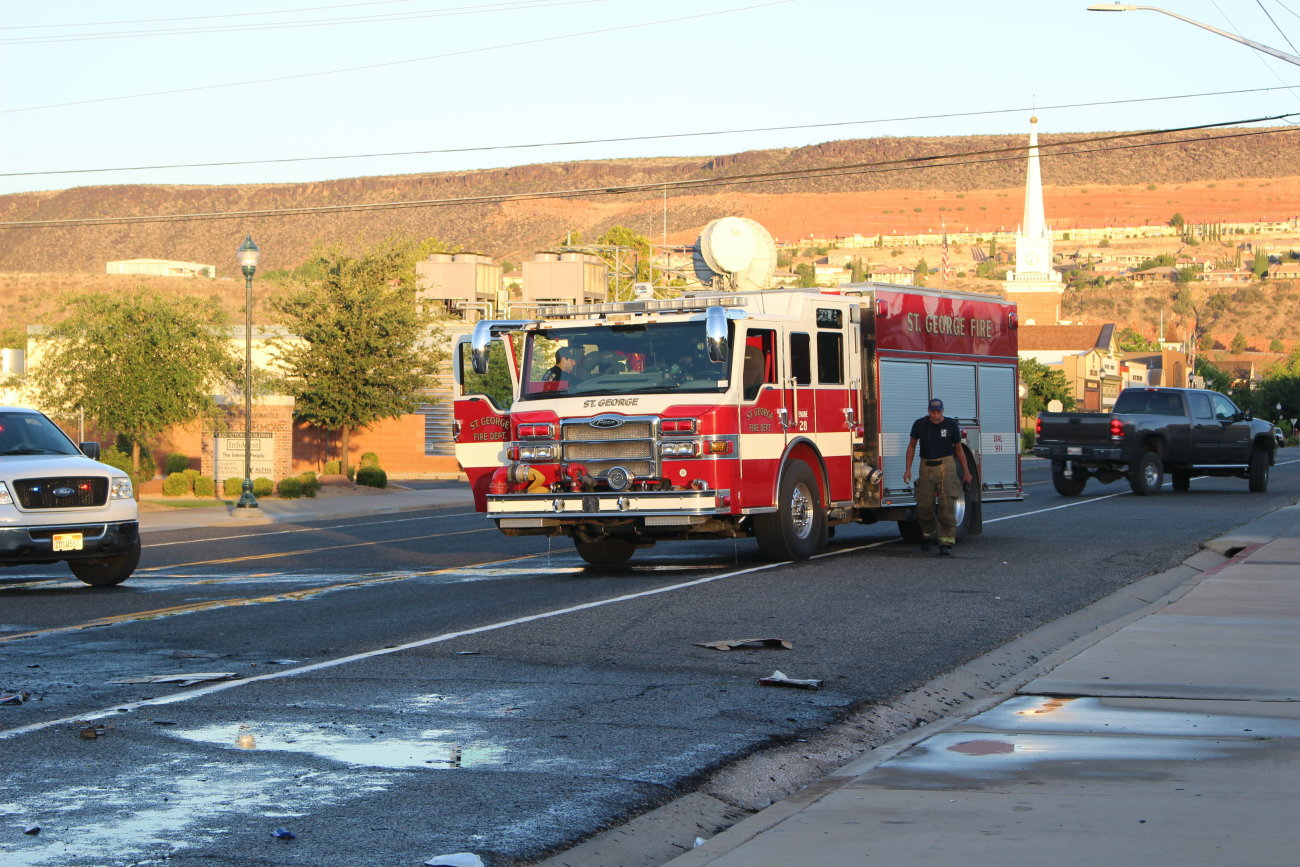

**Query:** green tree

left=271, top=236, right=445, bottom=467
left=1231, top=331, right=1249, bottom=353
left=1169, top=212, right=1185, bottom=230
left=1194, top=356, right=1231, bottom=393
left=1117, top=327, right=1157, bottom=352
left=1174, top=266, right=1201, bottom=285
left=1252, top=250, right=1269, bottom=278
left=1019, top=358, right=1076, bottom=416
left=0, top=325, right=25, bottom=350
left=850, top=257, right=867, bottom=283
left=27, top=289, right=235, bottom=473
left=794, top=262, right=817, bottom=288
left=1270, top=338, right=1285, bottom=353
left=913, top=258, right=929, bottom=287
left=593, top=225, right=654, bottom=300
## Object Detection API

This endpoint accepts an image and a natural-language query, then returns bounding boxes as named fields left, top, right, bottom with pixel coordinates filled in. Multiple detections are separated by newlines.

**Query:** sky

left=2, top=0, right=1299, bottom=197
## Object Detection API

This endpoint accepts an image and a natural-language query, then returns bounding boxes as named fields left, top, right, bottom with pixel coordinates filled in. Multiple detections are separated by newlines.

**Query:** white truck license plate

left=52, top=533, right=84, bottom=552
left=1067, top=447, right=1082, bottom=455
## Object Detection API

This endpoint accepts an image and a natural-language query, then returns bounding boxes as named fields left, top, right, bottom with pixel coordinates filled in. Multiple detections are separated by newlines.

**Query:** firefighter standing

left=902, top=398, right=972, bottom=556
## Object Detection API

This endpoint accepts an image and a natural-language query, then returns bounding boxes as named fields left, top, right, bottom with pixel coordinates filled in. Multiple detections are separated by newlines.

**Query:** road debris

left=696, top=638, right=793, bottom=651
left=424, top=854, right=484, bottom=867
left=109, top=672, right=239, bottom=687
left=23, top=824, right=40, bottom=835
left=1, top=692, right=29, bottom=705
left=757, top=670, right=823, bottom=690
left=79, top=723, right=114, bottom=740
left=271, top=827, right=296, bottom=840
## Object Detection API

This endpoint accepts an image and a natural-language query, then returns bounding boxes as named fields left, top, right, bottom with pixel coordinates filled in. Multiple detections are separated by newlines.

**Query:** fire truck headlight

left=519, top=445, right=556, bottom=461
left=659, top=441, right=698, bottom=458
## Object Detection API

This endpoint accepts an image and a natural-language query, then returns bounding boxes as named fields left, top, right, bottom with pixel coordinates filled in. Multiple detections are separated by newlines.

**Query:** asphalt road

left=2, top=455, right=1297, bottom=866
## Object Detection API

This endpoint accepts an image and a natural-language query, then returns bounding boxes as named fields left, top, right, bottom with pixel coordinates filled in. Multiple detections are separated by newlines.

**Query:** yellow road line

left=136, top=527, right=490, bottom=571
left=0, top=552, right=548, bottom=645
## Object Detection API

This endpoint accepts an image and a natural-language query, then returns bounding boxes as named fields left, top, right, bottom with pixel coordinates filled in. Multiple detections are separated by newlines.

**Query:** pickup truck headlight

left=110, top=476, right=134, bottom=500
left=0, top=482, right=10, bottom=506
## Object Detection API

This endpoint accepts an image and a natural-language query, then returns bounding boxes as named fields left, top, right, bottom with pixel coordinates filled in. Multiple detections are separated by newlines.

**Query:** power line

left=1, top=0, right=795, bottom=114
left=0, top=1, right=607, bottom=46
left=1, top=1, right=431, bottom=30
left=3, top=116, right=1293, bottom=230
left=4, top=84, right=1295, bottom=180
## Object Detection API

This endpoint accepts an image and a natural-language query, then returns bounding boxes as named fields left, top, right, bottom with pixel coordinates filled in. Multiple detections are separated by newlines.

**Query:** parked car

left=0, top=407, right=140, bottom=585
left=1034, top=387, right=1276, bottom=496
left=1275, top=426, right=1286, bottom=449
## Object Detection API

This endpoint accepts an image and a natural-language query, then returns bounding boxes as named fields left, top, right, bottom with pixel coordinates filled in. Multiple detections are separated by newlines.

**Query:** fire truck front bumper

left=488, top=489, right=730, bottom=529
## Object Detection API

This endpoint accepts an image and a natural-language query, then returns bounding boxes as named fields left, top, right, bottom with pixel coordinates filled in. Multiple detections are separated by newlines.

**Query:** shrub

left=163, top=453, right=190, bottom=474
left=182, top=468, right=200, bottom=485
left=1021, top=429, right=1036, bottom=453
left=277, top=476, right=303, bottom=498
left=299, top=471, right=320, bottom=498
left=356, top=465, right=387, bottom=488
left=193, top=476, right=216, bottom=498
left=253, top=477, right=274, bottom=498
left=360, top=451, right=380, bottom=467
left=101, top=446, right=153, bottom=490
left=347, top=463, right=356, bottom=482
left=161, top=472, right=191, bottom=496
left=323, top=459, right=342, bottom=475
left=224, top=477, right=243, bottom=497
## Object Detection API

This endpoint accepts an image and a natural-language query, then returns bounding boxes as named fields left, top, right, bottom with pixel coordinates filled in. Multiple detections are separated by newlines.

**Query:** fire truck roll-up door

left=879, top=359, right=928, bottom=498
left=976, top=364, right=1020, bottom=498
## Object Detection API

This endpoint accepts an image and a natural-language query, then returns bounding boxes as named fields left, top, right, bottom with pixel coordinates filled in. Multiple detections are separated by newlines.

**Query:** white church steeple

left=1004, top=116, right=1063, bottom=324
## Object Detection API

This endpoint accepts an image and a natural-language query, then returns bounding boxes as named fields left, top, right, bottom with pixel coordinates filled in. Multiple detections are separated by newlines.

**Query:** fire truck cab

left=453, top=284, right=1022, bottom=565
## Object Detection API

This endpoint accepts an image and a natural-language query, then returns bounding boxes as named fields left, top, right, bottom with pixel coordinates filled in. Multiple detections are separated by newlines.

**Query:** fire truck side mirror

left=705, top=306, right=729, bottom=364
left=470, top=320, right=492, bottom=375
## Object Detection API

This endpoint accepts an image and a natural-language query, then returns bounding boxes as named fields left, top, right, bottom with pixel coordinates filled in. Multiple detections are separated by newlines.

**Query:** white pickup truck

left=0, top=407, right=140, bottom=586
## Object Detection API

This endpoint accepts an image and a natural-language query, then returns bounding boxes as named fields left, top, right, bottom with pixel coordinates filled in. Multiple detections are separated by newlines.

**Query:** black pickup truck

left=1034, top=387, right=1276, bottom=496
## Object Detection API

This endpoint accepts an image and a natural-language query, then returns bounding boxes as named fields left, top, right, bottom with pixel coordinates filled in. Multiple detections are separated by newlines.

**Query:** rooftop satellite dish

left=692, top=216, right=777, bottom=292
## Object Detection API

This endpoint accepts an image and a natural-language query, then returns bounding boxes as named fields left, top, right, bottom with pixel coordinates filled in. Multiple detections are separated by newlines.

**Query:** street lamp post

left=1087, top=4, right=1300, bottom=67
left=235, top=234, right=261, bottom=514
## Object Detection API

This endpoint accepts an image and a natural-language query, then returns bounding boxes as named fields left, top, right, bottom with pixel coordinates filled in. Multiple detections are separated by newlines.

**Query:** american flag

left=941, top=221, right=952, bottom=286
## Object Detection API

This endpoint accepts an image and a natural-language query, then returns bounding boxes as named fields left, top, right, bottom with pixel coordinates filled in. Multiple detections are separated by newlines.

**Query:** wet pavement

left=665, top=505, right=1300, bottom=866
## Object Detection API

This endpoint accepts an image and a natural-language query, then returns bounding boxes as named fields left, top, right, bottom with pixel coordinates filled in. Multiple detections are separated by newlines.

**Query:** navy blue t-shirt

left=910, top=416, right=960, bottom=459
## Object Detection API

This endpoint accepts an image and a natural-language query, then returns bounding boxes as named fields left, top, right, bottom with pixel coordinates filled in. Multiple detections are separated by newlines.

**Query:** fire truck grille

left=562, top=421, right=655, bottom=478
left=14, top=477, right=109, bottom=509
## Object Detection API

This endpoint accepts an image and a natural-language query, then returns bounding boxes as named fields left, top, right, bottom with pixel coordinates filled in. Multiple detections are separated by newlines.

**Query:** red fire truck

left=452, top=284, right=1022, bottom=564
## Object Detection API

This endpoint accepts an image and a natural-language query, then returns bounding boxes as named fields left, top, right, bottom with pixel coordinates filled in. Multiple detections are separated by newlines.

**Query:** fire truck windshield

left=520, top=321, right=731, bottom=400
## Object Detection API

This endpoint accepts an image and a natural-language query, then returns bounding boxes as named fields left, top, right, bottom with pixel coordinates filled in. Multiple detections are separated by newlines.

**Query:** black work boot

left=920, top=537, right=934, bottom=552
left=939, top=545, right=952, bottom=556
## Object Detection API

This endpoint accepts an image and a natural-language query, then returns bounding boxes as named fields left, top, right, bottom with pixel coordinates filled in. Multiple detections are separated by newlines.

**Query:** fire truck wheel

left=573, top=536, right=636, bottom=566
left=896, top=519, right=923, bottom=544
left=1127, top=450, right=1164, bottom=496
left=753, top=461, right=826, bottom=562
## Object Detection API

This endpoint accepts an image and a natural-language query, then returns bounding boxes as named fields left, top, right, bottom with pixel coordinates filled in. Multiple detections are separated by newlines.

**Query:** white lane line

left=7, top=461, right=1295, bottom=738
left=0, top=557, right=796, bottom=740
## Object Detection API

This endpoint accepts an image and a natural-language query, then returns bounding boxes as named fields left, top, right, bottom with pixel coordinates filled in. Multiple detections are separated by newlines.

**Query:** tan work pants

left=914, top=457, right=962, bottom=544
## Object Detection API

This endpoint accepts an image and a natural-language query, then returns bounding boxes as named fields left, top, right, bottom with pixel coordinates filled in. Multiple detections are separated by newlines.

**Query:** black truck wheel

left=1052, top=462, right=1087, bottom=496
left=1128, top=451, right=1164, bottom=496
left=70, top=540, right=141, bottom=587
left=754, top=461, right=826, bottom=561
left=573, top=536, right=637, bottom=566
left=1248, top=448, right=1270, bottom=493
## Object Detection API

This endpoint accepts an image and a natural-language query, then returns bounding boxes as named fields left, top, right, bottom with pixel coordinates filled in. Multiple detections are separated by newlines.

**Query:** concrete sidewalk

left=137, top=481, right=475, bottom=534
left=667, top=506, right=1300, bottom=866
